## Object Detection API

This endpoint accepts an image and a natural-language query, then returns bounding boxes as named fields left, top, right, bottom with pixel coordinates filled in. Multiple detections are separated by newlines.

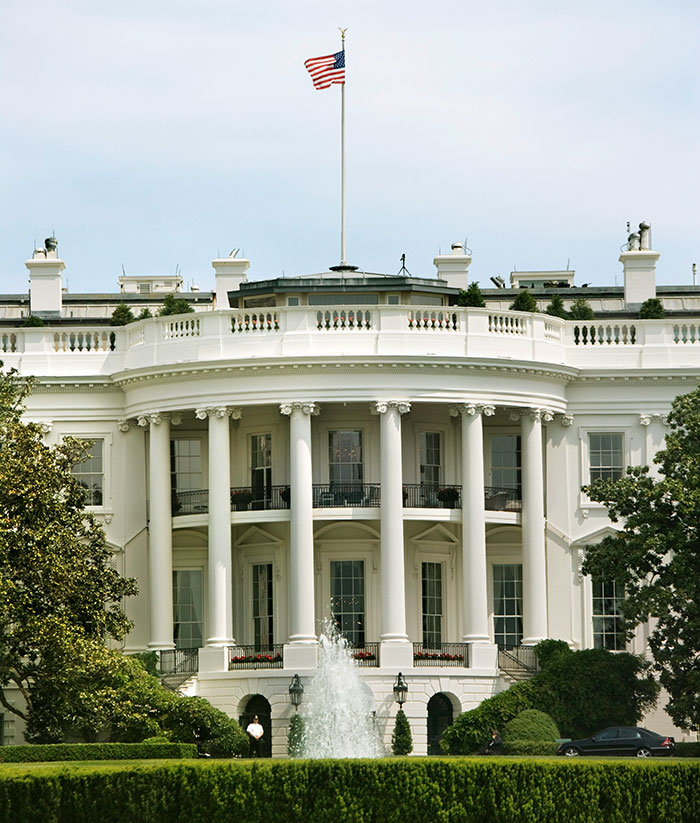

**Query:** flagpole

left=340, top=27, right=347, bottom=266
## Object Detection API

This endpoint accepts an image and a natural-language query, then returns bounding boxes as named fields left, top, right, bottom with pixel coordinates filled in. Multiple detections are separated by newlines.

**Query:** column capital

left=137, top=412, right=182, bottom=427
left=559, top=414, right=574, bottom=427
left=509, top=407, right=554, bottom=423
left=195, top=406, right=242, bottom=420
left=118, top=420, right=131, bottom=432
left=449, top=403, right=495, bottom=418
left=28, top=420, right=53, bottom=435
left=640, top=412, right=668, bottom=426
left=370, top=400, right=411, bottom=415
left=280, top=402, right=320, bottom=417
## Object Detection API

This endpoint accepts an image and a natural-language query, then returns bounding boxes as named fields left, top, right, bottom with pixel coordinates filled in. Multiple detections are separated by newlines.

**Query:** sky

left=0, top=1, right=698, bottom=294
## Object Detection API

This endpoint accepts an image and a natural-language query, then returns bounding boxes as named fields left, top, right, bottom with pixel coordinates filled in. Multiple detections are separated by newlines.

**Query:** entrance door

left=240, top=694, right=272, bottom=758
left=427, top=693, right=453, bottom=755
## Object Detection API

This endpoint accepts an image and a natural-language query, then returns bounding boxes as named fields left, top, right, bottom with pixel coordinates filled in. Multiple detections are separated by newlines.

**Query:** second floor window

left=491, top=435, right=521, bottom=494
left=72, top=439, right=104, bottom=506
left=422, top=561, right=443, bottom=648
left=329, top=430, right=363, bottom=487
left=419, top=432, right=441, bottom=487
left=592, top=579, right=625, bottom=650
left=170, top=439, right=201, bottom=492
left=331, top=559, right=365, bottom=647
left=589, top=433, right=623, bottom=483
left=251, top=433, right=272, bottom=507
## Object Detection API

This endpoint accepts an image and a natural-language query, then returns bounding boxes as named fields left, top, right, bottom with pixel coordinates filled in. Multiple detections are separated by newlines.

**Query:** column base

left=198, top=645, right=229, bottom=673
left=147, top=641, right=175, bottom=651
left=467, top=642, right=499, bottom=670
left=521, top=637, right=546, bottom=647
left=283, top=642, right=318, bottom=670
left=205, top=636, right=235, bottom=648
left=379, top=640, right=413, bottom=669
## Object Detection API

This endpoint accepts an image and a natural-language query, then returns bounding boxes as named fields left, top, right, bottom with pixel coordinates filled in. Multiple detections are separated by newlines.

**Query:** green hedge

left=502, top=740, right=559, bottom=756
left=1, top=758, right=700, bottom=823
left=674, top=742, right=700, bottom=758
left=0, top=742, right=198, bottom=762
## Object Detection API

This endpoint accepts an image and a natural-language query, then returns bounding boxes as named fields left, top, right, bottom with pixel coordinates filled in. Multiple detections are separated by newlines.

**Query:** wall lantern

left=393, top=672, right=408, bottom=707
left=289, top=673, right=304, bottom=710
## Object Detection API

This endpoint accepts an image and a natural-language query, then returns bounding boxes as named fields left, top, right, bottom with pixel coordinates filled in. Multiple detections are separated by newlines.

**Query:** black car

left=557, top=726, right=674, bottom=758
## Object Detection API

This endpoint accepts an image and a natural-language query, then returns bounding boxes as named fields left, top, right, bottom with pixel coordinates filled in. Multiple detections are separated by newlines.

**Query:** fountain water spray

left=300, top=623, right=385, bottom=758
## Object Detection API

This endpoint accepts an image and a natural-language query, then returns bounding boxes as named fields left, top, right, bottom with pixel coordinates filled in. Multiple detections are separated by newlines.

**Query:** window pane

left=72, top=439, right=104, bottom=506
left=330, top=560, right=365, bottom=647
left=419, top=432, right=442, bottom=487
left=422, top=562, right=443, bottom=648
left=592, top=578, right=625, bottom=650
left=493, top=564, right=523, bottom=647
left=490, top=436, right=521, bottom=493
left=251, top=434, right=272, bottom=507
left=589, top=433, right=623, bottom=483
left=170, top=439, right=202, bottom=491
left=253, top=563, right=274, bottom=648
left=329, top=431, right=363, bottom=486
left=173, top=570, right=203, bottom=649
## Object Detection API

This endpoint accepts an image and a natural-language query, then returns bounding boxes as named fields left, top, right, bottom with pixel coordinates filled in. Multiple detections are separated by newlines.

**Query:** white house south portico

left=1, top=224, right=694, bottom=753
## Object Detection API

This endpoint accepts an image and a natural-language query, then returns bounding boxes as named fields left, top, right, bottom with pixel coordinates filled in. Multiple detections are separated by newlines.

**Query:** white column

left=280, top=402, right=318, bottom=656
left=196, top=406, right=239, bottom=647
left=451, top=404, right=493, bottom=645
left=372, top=401, right=411, bottom=666
left=138, top=412, right=179, bottom=650
left=520, top=408, right=551, bottom=645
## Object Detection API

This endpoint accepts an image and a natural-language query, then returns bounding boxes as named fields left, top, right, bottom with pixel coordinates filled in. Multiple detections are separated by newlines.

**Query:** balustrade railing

left=407, top=309, right=459, bottom=331
left=484, top=486, right=522, bottom=512
left=172, top=489, right=209, bottom=515
left=0, top=332, right=19, bottom=353
left=159, top=648, right=199, bottom=674
left=572, top=323, right=636, bottom=346
left=498, top=645, right=539, bottom=673
left=172, top=486, right=291, bottom=516
left=230, top=311, right=280, bottom=333
left=316, top=308, right=373, bottom=331
left=163, top=317, right=200, bottom=339
left=402, top=484, right=461, bottom=509
left=228, top=645, right=284, bottom=670
left=312, top=484, right=381, bottom=507
left=349, top=642, right=380, bottom=667
left=413, top=642, right=469, bottom=667
left=53, top=330, right=116, bottom=352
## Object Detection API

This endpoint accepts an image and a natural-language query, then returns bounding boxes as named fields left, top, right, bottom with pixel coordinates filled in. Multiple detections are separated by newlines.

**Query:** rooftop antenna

left=121, top=263, right=126, bottom=276
left=693, top=262, right=697, bottom=286
left=397, top=253, right=410, bottom=276
left=566, top=257, right=570, bottom=270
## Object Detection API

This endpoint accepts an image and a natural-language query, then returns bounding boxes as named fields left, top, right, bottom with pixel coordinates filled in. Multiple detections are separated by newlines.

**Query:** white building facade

left=2, top=227, right=697, bottom=753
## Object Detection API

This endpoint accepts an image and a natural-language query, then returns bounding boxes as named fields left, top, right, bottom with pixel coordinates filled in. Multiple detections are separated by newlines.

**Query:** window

left=422, top=562, right=443, bottom=648
left=589, top=433, right=623, bottom=483
left=592, top=579, right=625, bottom=650
left=309, top=294, right=378, bottom=306
left=409, top=294, right=443, bottom=306
left=493, top=564, right=523, bottom=648
left=329, top=430, right=363, bottom=487
left=387, top=295, right=400, bottom=305
left=490, top=435, right=521, bottom=493
left=170, top=439, right=202, bottom=492
left=251, top=433, right=272, bottom=508
left=253, top=563, right=274, bottom=648
left=173, top=570, right=203, bottom=649
left=287, top=296, right=300, bottom=306
left=419, top=432, right=441, bottom=488
left=72, top=439, right=104, bottom=506
left=330, top=560, right=365, bottom=647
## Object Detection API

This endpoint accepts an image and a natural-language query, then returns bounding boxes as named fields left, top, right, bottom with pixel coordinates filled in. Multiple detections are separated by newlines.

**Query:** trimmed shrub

left=545, top=294, right=568, bottom=319
left=111, top=305, right=135, bottom=326
left=457, top=282, right=486, bottom=308
left=502, top=740, right=559, bottom=756
left=0, top=742, right=197, bottom=762
left=534, top=639, right=571, bottom=669
left=164, top=696, right=248, bottom=758
left=569, top=297, right=594, bottom=320
left=391, top=709, right=413, bottom=755
left=287, top=714, right=305, bottom=758
left=137, top=308, right=152, bottom=320
left=503, top=710, right=559, bottom=744
left=509, top=290, right=538, bottom=313
left=158, top=294, right=193, bottom=316
left=675, top=742, right=700, bottom=757
left=639, top=297, right=665, bottom=319
left=22, top=314, right=45, bottom=327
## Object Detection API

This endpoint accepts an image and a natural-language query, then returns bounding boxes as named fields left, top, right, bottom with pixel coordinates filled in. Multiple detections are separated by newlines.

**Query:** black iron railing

left=228, top=644, right=284, bottom=670
left=312, top=484, right=381, bottom=508
left=484, top=486, right=521, bottom=511
left=412, top=642, right=469, bottom=667
left=159, top=648, right=199, bottom=674
left=498, top=645, right=539, bottom=673
left=349, top=642, right=380, bottom=667
left=231, top=486, right=290, bottom=512
left=402, top=484, right=461, bottom=508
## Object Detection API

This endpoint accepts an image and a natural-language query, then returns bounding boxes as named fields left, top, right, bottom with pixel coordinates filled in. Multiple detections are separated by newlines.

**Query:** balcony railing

left=403, top=484, right=461, bottom=508
left=159, top=648, right=199, bottom=675
left=484, top=486, right=522, bottom=512
left=312, top=484, right=381, bottom=508
left=349, top=642, right=380, bottom=667
left=228, top=644, right=284, bottom=670
left=413, top=642, right=469, bottom=667
left=172, top=486, right=291, bottom=516
left=498, top=645, right=539, bottom=674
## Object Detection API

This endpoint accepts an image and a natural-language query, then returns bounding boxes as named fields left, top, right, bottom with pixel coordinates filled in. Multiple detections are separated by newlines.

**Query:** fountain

left=300, top=624, right=385, bottom=758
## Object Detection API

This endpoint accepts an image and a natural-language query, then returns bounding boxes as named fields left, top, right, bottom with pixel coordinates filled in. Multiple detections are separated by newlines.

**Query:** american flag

left=304, top=50, right=345, bottom=90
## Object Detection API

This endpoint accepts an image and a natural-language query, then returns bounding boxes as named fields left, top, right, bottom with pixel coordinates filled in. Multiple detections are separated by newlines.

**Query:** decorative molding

left=28, top=420, right=53, bottom=435
left=279, top=402, right=320, bottom=416
left=370, top=400, right=411, bottom=415
left=509, top=407, right=555, bottom=422
left=117, top=420, right=131, bottom=432
left=559, top=414, right=574, bottom=427
left=449, top=403, right=495, bottom=418
left=137, top=412, right=182, bottom=427
left=195, top=406, right=242, bottom=420
left=640, top=413, right=668, bottom=426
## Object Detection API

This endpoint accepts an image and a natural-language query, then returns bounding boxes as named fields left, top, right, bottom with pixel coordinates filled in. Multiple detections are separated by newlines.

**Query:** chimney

left=433, top=242, right=472, bottom=289
left=211, top=250, right=250, bottom=309
left=26, top=236, right=65, bottom=318
left=620, top=222, right=659, bottom=309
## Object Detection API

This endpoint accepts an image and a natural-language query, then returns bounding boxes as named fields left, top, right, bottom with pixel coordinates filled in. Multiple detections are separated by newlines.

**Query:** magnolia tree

left=583, top=385, right=700, bottom=730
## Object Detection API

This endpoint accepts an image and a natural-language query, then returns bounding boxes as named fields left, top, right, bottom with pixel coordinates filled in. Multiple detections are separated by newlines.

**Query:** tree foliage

left=568, top=297, right=594, bottom=320
left=583, top=385, right=700, bottom=730
left=509, top=290, right=538, bottom=313
left=391, top=708, right=413, bottom=755
left=287, top=713, right=305, bottom=758
left=456, top=282, right=486, bottom=308
left=639, top=297, right=665, bottom=319
left=545, top=294, right=568, bottom=319
left=0, top=365, right=137, bottom=730
left=158, top=294, right=194, bottom=316
left=503, top=709, right=559, bottom=743
left=111, top=304, right=135, bottom=325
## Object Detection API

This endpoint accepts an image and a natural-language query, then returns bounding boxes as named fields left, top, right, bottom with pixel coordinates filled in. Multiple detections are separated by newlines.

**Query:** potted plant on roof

left=436, top=486, right=460, bottom=508
left=231, top=488, right=253, bottom=511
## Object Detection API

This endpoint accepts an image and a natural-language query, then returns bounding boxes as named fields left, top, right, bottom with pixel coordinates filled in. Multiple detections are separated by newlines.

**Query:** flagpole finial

left=339, top=27, right=348, bottom=42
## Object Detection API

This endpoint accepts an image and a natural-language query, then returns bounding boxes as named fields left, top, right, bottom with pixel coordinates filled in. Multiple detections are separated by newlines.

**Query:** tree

left=568, top=297, right=594, bottom=320
left=456, top=282, right=486, bottom=308
left=22, top=314, right=45, bottom=327
left=158, top=294, right=194, bottom=316
left=287, top=713, right=306, bottom=758
left=639, top=297, right=665, bottom=319
left=137, top=308, right=153, bottom=320
left=0, top=365, right=138, bottom=733
left=111, top=304, right=135, bottom=325
left=509, top=290, right=538, bottom=313
left=545, top=294, right=568, bottom=319
left=391, top=708, right=413, bottom=755
left=582, top=385, right=700, bottom=730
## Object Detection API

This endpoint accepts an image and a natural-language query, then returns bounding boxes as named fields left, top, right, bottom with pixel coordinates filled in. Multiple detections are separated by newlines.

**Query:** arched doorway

left=427, top=693, right=453, bottom=755
left=240, top=694, right=272, bottom=758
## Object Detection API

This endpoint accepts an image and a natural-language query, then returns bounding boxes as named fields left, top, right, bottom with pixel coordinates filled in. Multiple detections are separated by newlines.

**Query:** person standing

left=246, top=714, right=264, bottom=757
